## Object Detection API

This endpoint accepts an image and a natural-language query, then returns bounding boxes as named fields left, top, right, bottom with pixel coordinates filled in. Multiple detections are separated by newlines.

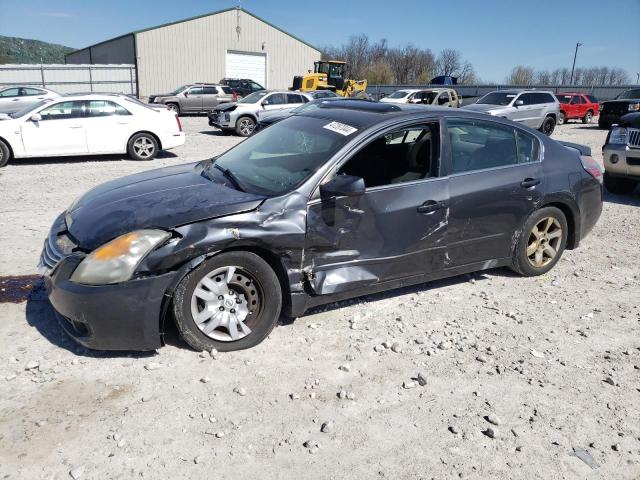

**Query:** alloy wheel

left=239, top=118, right=254, bottom=136
left=190, top=266, right=262, bottom=342
left=558, top=112, right=565, bottom=124
left=133, top=137, right=155, bottom=159
left=526, top=217, right=562, bottom=268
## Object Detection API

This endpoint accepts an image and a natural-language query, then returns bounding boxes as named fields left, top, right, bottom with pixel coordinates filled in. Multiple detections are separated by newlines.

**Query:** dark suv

left=599, top=88, right=640, bottom=129
left=219, top=78, right=265, bottom=98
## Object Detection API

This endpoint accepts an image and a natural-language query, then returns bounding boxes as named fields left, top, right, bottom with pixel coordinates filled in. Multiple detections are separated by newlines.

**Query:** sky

left=1, top=0, right=639, bottom=83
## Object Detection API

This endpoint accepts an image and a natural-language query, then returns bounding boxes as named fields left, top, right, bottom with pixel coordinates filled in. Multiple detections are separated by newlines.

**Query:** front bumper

left=209, top=111, right=233, bottom=129
left=159, top=132, right=186, bottom=150
left=44, top=254, right=176, bottom=351
left=603, top=144, right=640, bottom=179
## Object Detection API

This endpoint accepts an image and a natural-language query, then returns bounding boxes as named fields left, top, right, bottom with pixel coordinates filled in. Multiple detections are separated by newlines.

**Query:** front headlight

left=628, top=103, right=640, bottom=112
left=608, top=127, right=628, bottom=145
left=70, top=229, right=170, bottom=285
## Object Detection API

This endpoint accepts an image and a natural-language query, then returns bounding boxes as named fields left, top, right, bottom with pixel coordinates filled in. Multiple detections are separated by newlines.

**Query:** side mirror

left=30, top=113, right=42, bottom=122
left=183, top=91, right=189, bottom=97
left=320, top=175, right=365, bottom=198
left=515, top=100, right=524, bottom=106
left=261, top=100, right=269, bottom=107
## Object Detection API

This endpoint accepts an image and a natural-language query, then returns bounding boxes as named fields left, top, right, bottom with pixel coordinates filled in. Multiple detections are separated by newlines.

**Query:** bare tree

left=507, top=66, right=535, bottom=85
left=435, top=49, right=462, bottom=77
left=536, top=70, right=552, bottom=84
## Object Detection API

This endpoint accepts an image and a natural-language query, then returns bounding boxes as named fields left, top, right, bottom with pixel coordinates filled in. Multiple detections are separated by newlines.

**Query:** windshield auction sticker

left=323, top=121, right=358, bottom=136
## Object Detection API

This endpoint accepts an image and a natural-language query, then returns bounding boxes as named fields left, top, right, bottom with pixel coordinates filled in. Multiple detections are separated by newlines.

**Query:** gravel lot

left=1, top=117, right=639, bottom=479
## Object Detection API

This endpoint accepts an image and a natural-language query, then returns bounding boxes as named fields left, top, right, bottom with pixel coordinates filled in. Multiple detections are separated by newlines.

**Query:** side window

left=188, top=87, right=203, bottom=95
left=541, top=93, right=556, bottom=104
left=570, top=95, right=580, bottom=104
left=518, top=93, right=535, bottom=105
left=202, top=87, right=217, bottom=95
left=515, top=129, right=540, bottom=164
left=0, top=88, right=20, bottom=97
left=447, top=120, right=518, bottom=174
left=220, top=86, right=233, bottom=94
left=250, top=82, right=263, bottom=90
left=87, top=100, right=130, bottom=117
left=23, top=88, right=44, bottom=96
left=337, top=124, right=438, bottom=188
left=586, top=95, right=597, bottom=103
left=287, top=93, right=304, bottom=104
left=39, top=101, right=85, bottom=120
left=267, top=93, right=286, bottom=105
left=579, top=96, right=587, bottom=104
left=438, top=92, right=450, bottom=104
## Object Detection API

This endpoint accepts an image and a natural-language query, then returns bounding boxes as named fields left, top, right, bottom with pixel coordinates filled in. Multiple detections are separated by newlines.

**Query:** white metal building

left=65, top=7, right=321, bottom=99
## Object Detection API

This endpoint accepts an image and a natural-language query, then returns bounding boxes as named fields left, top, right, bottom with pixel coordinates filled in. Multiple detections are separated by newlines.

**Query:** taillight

left=580, top=155, right=603, bottom=184
left=175, top=114, right=182, bottom=132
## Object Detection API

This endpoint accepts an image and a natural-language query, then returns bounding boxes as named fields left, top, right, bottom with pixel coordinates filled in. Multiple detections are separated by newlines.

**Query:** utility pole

left=637, top=72, right=639, bottom=84
left=569, top=42, right=582, bottom=85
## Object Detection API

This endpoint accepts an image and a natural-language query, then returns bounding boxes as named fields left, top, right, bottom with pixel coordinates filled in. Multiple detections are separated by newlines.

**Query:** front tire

left=511, top=207, right=568, bottom=277
left=173, top=251, right=282, bottom=352
left=604, top=172, right=637, bottom=195
left=127, top=133, right=159, bottom=161
left=558, top=112, right=566, bottom=125
left=0, top=139, right=11, bottom=168
left=539, top=116, right=556, bottom=136
left=166, top=103, right=180, bottom=115
left=236, top=116, right=256, bottom=137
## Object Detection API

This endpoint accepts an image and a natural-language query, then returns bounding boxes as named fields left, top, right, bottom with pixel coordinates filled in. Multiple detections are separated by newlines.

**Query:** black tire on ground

left=173, top=251, right=282, bottom=352
left=0, top=139, right=11, bottom=168
left=235, top=116, right=256, bottom=137
left=604, top=172, right=637, bottom=195
left=127, top=132, right=159, bottom=161
left=558, top=112, right=566, bottom=125
left=582, top=110, right=593, bottom=124
left=539, top=116, right=556, bottom=136
left=166, top=103, right=180, bottom=115
left=511, top=206, right=568, bottom=277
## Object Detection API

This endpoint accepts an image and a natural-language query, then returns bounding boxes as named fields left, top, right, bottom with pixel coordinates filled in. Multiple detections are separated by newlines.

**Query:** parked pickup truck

left=555, top=92, right=599, bottom=125
left=602, top=112, right=640, bottom=195
left=598, top=88, right=640, bottom=130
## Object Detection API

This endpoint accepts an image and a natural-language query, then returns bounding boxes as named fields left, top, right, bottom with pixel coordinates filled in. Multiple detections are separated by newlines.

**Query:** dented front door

left=303, top=178, right=449, bottom=296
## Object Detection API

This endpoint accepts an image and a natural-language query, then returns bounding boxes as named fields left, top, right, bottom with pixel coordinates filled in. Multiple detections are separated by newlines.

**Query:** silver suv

left=209, top=90, right=308, bottom=136
left=148, top=83, right=234, bottom=115
left=463, top=90, right=560, bottom=135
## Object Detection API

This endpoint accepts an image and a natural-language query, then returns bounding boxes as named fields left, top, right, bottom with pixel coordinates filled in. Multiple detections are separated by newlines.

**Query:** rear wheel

left=173, top=251, right=282, bottom=352
left=511, top=207, right=568, bottom=276
left=236, top=116, right=256, bottom=136
left=127, top=133, right=159, bottom=161
left=0, top=139, right=11, bottom=168
left=539, top=116, right=556, bottom=136
left=604, top=172, right=637, bottom=195
left=582, top=110, right=593, bottom=124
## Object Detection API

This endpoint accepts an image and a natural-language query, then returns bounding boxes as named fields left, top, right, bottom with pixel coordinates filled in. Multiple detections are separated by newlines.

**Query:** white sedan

left=0, top=94, right=185, bottom=167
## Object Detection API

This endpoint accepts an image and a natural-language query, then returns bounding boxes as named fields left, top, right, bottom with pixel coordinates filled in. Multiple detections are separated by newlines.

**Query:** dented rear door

left=303, top=178, right=449, bottom=296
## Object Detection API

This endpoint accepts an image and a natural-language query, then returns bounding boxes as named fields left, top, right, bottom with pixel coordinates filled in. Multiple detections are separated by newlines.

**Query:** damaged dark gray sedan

left=41, top=101, right=603, bottom=352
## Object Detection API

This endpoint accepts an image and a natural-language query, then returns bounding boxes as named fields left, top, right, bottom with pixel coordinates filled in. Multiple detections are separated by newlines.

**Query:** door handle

left=69, top=125, right=83, bottom=129
left=417, top=200, right=443, bottom=214
left=12, top=98, right=20, bottom=101
left=520, top=178, right=540, bottom=188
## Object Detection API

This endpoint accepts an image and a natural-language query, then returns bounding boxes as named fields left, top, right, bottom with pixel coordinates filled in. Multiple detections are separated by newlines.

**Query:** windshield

left=210, top=116, right=354, bottom=195
left=239, top=91, right=268, bottom=104
left=169, top=85, right=189, bottom=95
left=477, top=92, right=517, bottom=106
left=9, top=99, right=50, bottom=118
left=388, top=90, right=410, bottom=99
left=616, top=88, right=640, bottom=100
left=556, top=94, right=572, bottom=104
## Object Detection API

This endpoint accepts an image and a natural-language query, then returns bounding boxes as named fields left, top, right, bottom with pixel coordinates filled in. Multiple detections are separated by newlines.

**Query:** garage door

left=226, top=51, right=266, bottom=87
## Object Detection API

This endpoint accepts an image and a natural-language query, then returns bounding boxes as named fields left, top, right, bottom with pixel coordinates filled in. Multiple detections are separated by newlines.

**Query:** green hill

left=0, top=35, right=74, bottom=64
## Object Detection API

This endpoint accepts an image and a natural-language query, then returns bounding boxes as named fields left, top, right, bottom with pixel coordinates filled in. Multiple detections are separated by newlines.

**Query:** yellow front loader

left=292, top=61, right=368, bottom=98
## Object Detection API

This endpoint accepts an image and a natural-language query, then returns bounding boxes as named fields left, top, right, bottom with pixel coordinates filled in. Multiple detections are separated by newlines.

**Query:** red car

left=555, top=92, right=599, bottom=125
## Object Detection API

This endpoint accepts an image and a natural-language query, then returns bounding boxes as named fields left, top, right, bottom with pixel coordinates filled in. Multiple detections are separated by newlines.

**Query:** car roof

left=55, top=93, right=136, bottom=101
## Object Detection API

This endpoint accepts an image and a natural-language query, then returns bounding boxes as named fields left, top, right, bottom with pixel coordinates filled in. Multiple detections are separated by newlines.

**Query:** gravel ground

left=0, top=117, right=639, bottom=480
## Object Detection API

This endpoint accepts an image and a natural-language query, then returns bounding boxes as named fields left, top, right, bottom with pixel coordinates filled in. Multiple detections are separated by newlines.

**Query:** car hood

left=619, top=112, right=640, bottom=128
left=67, top=162, right=266, bottom=250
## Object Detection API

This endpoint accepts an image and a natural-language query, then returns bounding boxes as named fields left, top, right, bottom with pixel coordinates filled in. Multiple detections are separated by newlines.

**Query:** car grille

left=628, top=128, right=640, bottom=148
left=627, top=157, right=640, bottom=166
left=40, top=214, right=77, bottom=272
left=603, top=103, right=630, bottom=115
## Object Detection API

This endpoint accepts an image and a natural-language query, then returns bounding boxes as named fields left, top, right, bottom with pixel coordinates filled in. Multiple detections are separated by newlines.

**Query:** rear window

left=586, top=95, right=597, bottom=103
left=221, top=86, right=233, bottom=94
